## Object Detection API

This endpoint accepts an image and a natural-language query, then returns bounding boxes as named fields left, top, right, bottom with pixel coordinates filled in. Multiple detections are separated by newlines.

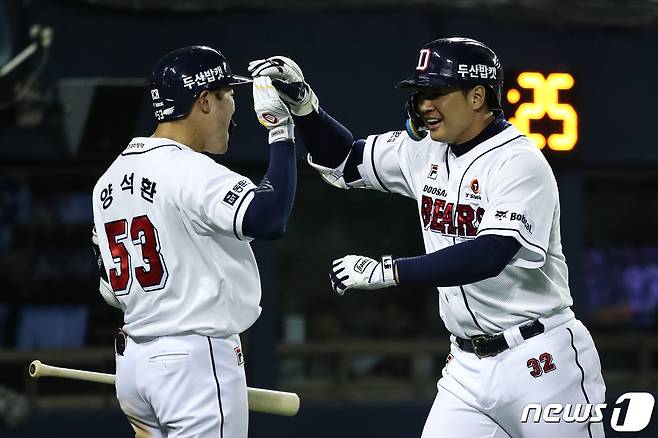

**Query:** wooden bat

left=29, top=360, right=300, bottom=416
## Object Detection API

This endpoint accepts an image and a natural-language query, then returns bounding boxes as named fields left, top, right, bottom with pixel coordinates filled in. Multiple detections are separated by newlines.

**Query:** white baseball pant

left=422, top=309, right=606, bottom=438
left=115, top=333, right=248, bottom=438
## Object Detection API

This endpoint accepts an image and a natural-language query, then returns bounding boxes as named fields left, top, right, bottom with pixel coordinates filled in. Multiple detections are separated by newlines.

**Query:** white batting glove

left=253, top=76, right=295, bottom=144
left=92, top=226, right=122, bottom=310
left=248, top=56, right=319, bottom=116
left=330, top=255, right=397, bottom=295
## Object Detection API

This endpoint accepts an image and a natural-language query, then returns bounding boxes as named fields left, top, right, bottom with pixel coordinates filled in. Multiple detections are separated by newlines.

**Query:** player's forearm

left=395, top=235, right=521, bottom=287
left=242, top=141, right=296, bottom=240
left=296, top=108, right=354, bottom=168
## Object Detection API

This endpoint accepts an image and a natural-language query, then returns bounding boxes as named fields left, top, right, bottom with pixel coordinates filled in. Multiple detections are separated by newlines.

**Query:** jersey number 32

left=104, top=215, right=169, bottom=294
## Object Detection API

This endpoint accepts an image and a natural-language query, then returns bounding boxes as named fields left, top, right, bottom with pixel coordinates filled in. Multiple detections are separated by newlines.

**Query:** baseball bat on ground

left=29, top=360, right=300, bottom=416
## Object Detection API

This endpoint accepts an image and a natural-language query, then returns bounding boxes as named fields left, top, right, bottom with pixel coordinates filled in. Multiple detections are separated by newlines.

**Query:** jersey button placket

left=450, top=169, right=464, bottom=231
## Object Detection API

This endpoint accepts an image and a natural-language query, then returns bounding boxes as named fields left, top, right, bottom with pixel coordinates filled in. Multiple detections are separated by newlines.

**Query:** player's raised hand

left=253, top=76, right=295, bottom=144
left=329, top=255, right=397, bottom=295
left=248, top=56, right=319, bottom=116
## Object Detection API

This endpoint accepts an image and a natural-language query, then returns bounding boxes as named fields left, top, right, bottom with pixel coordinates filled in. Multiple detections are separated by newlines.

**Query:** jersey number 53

left=104, top=215, right=169, bottom=294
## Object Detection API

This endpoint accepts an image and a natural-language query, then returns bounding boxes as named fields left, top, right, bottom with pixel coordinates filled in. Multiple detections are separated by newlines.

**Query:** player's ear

left=196, top=90, right=212, bottom=114
left=470, top=85, right=486, bottom=111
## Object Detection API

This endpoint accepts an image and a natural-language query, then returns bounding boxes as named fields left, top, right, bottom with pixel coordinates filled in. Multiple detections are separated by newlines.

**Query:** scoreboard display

left=503, top=71, right=577, bottom=152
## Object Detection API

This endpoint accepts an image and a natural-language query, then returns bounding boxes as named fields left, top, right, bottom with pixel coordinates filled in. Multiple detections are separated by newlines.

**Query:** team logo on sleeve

left=494, top=210, right=535, bottom=233
left=223, top=191, right=239, bottom=206
left=427, top=164, right=439, bottom=180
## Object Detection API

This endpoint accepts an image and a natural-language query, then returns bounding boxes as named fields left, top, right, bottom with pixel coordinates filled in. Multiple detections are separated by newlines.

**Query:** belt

left=456, top=320, right=545, bottom=359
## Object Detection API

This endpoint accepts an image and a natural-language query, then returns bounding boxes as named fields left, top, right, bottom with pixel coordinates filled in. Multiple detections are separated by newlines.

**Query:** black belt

left=456, top=320, right=545, bottom=359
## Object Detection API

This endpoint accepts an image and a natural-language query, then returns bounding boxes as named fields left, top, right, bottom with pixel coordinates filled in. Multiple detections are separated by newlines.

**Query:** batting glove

left=330, top=255, right=397, bottom=295
left=248, top=56, right=319, bottom=116
left=253, top=76, right=295, bottom=144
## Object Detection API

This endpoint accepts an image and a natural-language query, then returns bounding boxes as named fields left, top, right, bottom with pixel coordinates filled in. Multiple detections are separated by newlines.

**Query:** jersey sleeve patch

left=222, top=180, right=250, bottom=208
left=176, top=154, right=257, bottom=239
left=223, top=192, right=240, bottom=206
left=476, top=148, right=556, bottom=268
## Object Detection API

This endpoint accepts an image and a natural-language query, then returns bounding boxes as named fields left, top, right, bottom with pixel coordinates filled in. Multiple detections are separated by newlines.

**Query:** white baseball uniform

left=92, top=136, right=259, bottom=438
left=309, top=124, right=606, bottom=437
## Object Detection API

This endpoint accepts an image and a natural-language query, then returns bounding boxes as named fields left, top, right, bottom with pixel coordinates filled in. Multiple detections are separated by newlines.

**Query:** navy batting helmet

left=150, top=46, right=251, bottom=123
left=398, top=38, right=503, bottom=140
left=398, top=37, right=503, bottom=104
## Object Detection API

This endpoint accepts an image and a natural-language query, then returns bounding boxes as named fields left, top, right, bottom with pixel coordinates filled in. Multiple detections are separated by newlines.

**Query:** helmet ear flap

left=485, top=84, right=502, bottom=110
left=404, top=93, right=427, bottom=141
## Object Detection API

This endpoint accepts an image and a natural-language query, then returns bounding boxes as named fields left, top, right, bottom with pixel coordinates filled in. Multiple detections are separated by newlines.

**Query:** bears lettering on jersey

left=421, top=194, right=485, bottom=237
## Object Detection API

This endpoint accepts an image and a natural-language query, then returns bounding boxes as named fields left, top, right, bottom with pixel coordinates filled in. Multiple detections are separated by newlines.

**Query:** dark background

left=1, top=0, right=657, bottom=436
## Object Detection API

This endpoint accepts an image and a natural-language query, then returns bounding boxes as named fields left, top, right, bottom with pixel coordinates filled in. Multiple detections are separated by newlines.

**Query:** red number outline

left=527, top=352, right=557, bottom=378
left=104, top=215, right=168, bottom=294
left=527, top=357, right=543, bottom=378
left=105, top=219, right=132, bottom=295
left=539, top=352, right=557, bottom=373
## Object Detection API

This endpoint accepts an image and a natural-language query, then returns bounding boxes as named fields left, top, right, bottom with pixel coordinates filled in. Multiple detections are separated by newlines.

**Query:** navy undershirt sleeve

left=242, top=141, right=296, bottom=240
left=395, top=235, right=522, bottom=287
left=295, top=108, right=355, bottom=168
left=343, top=139, right=365, bottom=184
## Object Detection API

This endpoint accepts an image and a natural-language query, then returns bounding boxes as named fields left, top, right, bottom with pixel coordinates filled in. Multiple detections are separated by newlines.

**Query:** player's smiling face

left=417, top=86, right=484, bottom=144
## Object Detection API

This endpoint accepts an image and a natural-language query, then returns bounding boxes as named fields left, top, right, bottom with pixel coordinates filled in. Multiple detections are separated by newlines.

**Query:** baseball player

left=91, top=46, right=296, bottom=438
left=249, top=38, right=606, bottom=437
